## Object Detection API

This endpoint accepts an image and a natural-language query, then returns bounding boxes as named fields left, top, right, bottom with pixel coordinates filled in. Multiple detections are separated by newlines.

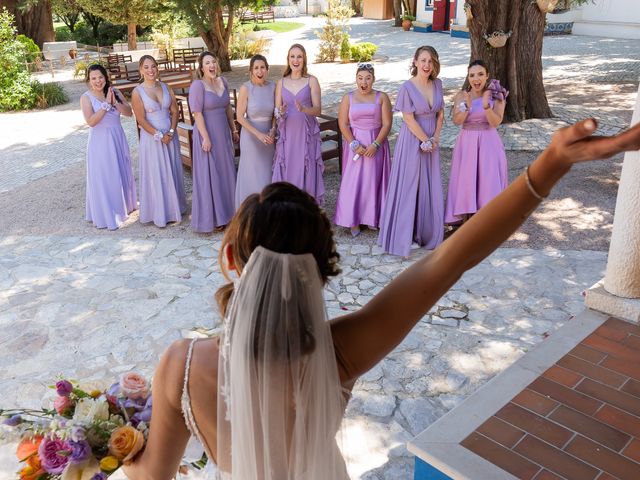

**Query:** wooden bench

left=256, top=7, right=275, bottom=23
left=175, top=95, right=194, bottom=168
left=172, top=47, right=204, bottom=69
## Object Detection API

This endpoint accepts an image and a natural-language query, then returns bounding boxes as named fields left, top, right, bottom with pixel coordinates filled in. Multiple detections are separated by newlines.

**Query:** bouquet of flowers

left=487, top=79, right=509, bottom=102
left=1, top=372, right=152, bottom=479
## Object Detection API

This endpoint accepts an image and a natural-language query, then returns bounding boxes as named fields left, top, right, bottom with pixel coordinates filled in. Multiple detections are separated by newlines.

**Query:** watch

left=168, top=128, right=175, bottom=137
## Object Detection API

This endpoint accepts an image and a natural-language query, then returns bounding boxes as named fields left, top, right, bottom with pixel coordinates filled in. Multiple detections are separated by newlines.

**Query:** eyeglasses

left=357, top=63, right=374, bottom=72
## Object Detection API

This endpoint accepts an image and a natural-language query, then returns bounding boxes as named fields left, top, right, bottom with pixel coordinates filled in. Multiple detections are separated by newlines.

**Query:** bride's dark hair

left=216, top=182, right=341, bottom=317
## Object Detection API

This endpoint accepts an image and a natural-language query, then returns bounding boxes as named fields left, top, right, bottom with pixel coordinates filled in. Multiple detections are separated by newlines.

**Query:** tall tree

left=175, top=0, right=274, bottom=72
left=77, top=0, right=161, bottom=49
left=466, top=0, right=592, bottom=122
left=0, top=0, right=55, bottom=47
left=392, top=0, right=401, bottom=27
left=51, top=0, right=81, bottom=32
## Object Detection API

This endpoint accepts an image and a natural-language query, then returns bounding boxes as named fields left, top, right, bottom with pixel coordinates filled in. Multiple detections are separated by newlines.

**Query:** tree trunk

left=2, top=0, right=55, bottom=48
left=351, top=0, right=362, bottom=15
left=82, top=12, right=103, bottom=42
left=392, top=0, right=402, bottom=26
left=198, top=5, right=233, bottom=72
left=466, top=0, right=552, bottom=122
left=127, top=22, right=137, bottom=50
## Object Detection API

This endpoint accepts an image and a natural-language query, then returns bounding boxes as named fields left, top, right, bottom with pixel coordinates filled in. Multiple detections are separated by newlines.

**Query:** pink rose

left=53, top=395, right=74, bottom=415
left=119, top=372, right=149, bottom=400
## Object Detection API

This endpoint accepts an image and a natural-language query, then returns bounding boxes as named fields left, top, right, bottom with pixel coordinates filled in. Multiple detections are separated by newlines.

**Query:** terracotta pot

left=402, top=19, right=412, bottom=31
left=69, top=49, right=78, bottom=59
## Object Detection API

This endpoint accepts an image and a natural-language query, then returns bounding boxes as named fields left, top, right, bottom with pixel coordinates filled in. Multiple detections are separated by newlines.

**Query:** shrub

left=16, top=34, right=40, bottom=62
left=350, top=42, right=378, bottom=62
left=315, top=0, right=354, bottom=62
left=33, top=81, right=69, bottom=109
left=229, top=35, right=268, bottom=60
left=339, top=33, right=351, bottom=61
left=55, top=25, right=74, bottom=41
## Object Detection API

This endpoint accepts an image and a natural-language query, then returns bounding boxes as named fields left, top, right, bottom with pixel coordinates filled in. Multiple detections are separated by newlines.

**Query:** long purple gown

left=136, top=83, right=186, bottom=227
left=272, top=78, right=324, bottom=204
left=334, top=91, right=390, bottom=228
left=189, top=79, right=237, bottom=232
left=84, top=92, right=137, bottom=230
left=444, top=97, right=507, bottom=224
left=378, top=79, right=444, bottom=257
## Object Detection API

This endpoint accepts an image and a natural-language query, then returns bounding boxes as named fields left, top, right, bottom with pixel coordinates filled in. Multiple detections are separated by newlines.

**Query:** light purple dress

left=189, top=78, right=237, bottom=232
left=378, top=79, right=444, bottom=257
left=334, top=91, right=390, bottom=229
left=136, top=83, right=186, bottom=227
left=444, top=97, right=507, bottom=224
left=272, top=78, right=324, bottom=204
left=84, top=92, right=137, bottom=230
left=235, top=80, right=276, bottom=210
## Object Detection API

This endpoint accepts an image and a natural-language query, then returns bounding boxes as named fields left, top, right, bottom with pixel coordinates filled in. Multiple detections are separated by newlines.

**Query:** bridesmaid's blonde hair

left=410, top=46, right=440, bottom=79
left=283, top=44, right=308, bottom=78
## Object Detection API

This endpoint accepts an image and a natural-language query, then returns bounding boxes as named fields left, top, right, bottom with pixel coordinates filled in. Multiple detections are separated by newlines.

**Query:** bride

left=123, top=119, right=640, bottom=479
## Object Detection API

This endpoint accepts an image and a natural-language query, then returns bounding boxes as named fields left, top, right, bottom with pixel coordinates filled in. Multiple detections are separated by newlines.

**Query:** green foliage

left=52, top=0, right=83, bottom=31
left=316, top=0, right=354, bottom=63
left=33, top=81, right=69, bottom=108
left=350, top=42, right=377, bottom=62
left=402, top=13, right=416, bottom=21
left=0, top=9, right=37, bottom=111
left=77, top=0, right=163, bottom=28
left=16, top=34, right=40, bottom=62
left=229, top=35, right=268, bottom=60
left=339, top=33, right=350, bottom=61
left=55, top=25, right=74, bottom=41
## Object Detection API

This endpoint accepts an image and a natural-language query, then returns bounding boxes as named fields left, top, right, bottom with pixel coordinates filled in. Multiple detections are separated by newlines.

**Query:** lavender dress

left=444, top=97, right=507, bottom=223
left=334, top=91, right=390, bottom=228
left=235, top=80, right=276, bottom=209
left=189, top=79, right=237, bottom=232
left=84, top=92, right=137, bottom=230
left=272, top=78, right=324, bottom=204
left=378, top=79, right=444, bottom=256
left=136, top=83, right=186, bottom=227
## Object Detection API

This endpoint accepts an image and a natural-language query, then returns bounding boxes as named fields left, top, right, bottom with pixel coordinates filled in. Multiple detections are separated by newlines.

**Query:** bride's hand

left=544, top=118, right=640, bottom=168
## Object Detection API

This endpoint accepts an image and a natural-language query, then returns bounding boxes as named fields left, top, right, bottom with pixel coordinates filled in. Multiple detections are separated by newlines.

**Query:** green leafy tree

left=174, top=0, right=275, bottom=72
left=316, top=0, right=353, bottom=63
left=466, top=0, right=594, bottom=122
left=51, top=0, right=82, bottom=32
left=0, top=8, right=36, bottom=110
left=76, top=0, right=163, bottom=49
left=2, top=0, right=55, bottom=47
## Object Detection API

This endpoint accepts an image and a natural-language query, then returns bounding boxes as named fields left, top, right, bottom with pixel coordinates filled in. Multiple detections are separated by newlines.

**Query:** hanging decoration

left=536, top=0, right=559, bottom=13
left=484, top=30, right=512, bottom=48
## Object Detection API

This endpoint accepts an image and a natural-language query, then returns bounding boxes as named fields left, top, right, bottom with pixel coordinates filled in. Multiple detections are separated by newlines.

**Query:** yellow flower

left=108, top=425, right=144, bottom=462
left=89, top=389, right=102, bottom=398
left=99, top=455, right=119, bottom=472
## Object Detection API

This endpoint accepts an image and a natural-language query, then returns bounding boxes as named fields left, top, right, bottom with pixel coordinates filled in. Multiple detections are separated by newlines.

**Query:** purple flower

left=56, top=380, right=73, bottom=397
left=68, top=439, right=91, bottom=464
left=38, top=436, right=71, bottom=474
left=2, top=414, right=22, bottom=426
left=91, top=474, right=107, bottom=480
left=487, top=78, right=509, bottom=102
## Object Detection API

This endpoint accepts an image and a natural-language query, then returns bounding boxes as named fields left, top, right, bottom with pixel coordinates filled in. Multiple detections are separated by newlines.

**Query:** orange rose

left=108, top=425, right=144, bottom=462
left=19, top=454, right=44, bottom=480
left=16, top=436, right=42, bottom=462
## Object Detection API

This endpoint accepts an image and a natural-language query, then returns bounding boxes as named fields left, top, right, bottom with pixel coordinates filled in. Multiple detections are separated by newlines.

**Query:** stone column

left=586, top=85, right=640, bottom=323
left=604, top=85, right=640, bottom=298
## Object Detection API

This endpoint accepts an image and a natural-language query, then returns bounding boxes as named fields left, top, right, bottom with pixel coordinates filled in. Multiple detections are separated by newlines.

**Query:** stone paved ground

left=0, top=16, right=638, bottom=479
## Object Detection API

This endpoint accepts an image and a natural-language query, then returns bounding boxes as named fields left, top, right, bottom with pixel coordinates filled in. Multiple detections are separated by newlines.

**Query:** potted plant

left=401, top=13, right=416, bottom=31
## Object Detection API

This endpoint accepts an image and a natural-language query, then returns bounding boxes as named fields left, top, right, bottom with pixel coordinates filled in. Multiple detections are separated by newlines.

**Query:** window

left=425, top=0, right=434, bottom=7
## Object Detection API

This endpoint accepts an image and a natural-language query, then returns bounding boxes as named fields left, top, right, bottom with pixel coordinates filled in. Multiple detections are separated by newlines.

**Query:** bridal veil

left=216, top=246, right=349, bottom=479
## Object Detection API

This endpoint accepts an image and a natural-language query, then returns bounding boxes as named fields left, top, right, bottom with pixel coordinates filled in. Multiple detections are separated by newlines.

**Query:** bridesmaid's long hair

left=249, top=54, right=269, bottom=77
left=138, top=55, right=159, bottom=84
left=283, top=44, right=308, bottom=78
left=464, top=59, right=489, bottom=92
left=410, top=45, right=440, bottom=79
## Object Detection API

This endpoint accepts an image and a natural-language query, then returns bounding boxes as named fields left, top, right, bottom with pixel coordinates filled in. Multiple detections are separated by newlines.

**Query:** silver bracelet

left=100, top=102, right=112, bottom=112
left=524, top=165, right=546, bottom=201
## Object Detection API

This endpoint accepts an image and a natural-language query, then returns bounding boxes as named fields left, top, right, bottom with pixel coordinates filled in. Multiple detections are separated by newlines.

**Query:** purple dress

left=136, top=83, right=186, bottom=227
left=84, top=92, right=137, bottom=230
left=334, top=91, right=390, bottom=228
left=272, top=78, right=324, bottom=204
left=444, top=97, right=508, bottom=224
left=378, top=79, right=444, bottom=257
left=189, top=79, right=237, bottom=232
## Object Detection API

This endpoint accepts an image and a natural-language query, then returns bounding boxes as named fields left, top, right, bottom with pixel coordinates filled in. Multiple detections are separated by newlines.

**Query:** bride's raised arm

left=331, top=119, right=640, bottom=383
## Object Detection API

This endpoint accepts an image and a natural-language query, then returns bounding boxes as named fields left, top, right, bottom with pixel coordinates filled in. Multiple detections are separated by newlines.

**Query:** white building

left=413, top=0, right=640, bottom=40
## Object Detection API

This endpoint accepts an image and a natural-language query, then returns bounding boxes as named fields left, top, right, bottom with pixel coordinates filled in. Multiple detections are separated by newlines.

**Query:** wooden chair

left=175, top=95, right=195, bottom=168
left=318, top=114, right=343, bottom=172
left=172, top=47, right=204, bottom=69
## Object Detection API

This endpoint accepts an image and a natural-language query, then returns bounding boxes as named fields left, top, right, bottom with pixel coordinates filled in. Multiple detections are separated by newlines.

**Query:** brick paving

left=463, top=317, right=640, bottom=480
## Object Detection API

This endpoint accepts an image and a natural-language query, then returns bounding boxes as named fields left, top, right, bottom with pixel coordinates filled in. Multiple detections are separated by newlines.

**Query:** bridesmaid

left=272, top=43, right=324, bottom=204
left=445, top=59, right=508, bottom=225
left=131, top=55, right=186, bottom=227
left=234, top=54, right=276, bottom=209
left=334, top=63, right=392, bottom=236
left=80, top=64, right=137, bottom=230
left=378, top=46, right=445, bottom=257
left=189, top=51, right=238, bottom=232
